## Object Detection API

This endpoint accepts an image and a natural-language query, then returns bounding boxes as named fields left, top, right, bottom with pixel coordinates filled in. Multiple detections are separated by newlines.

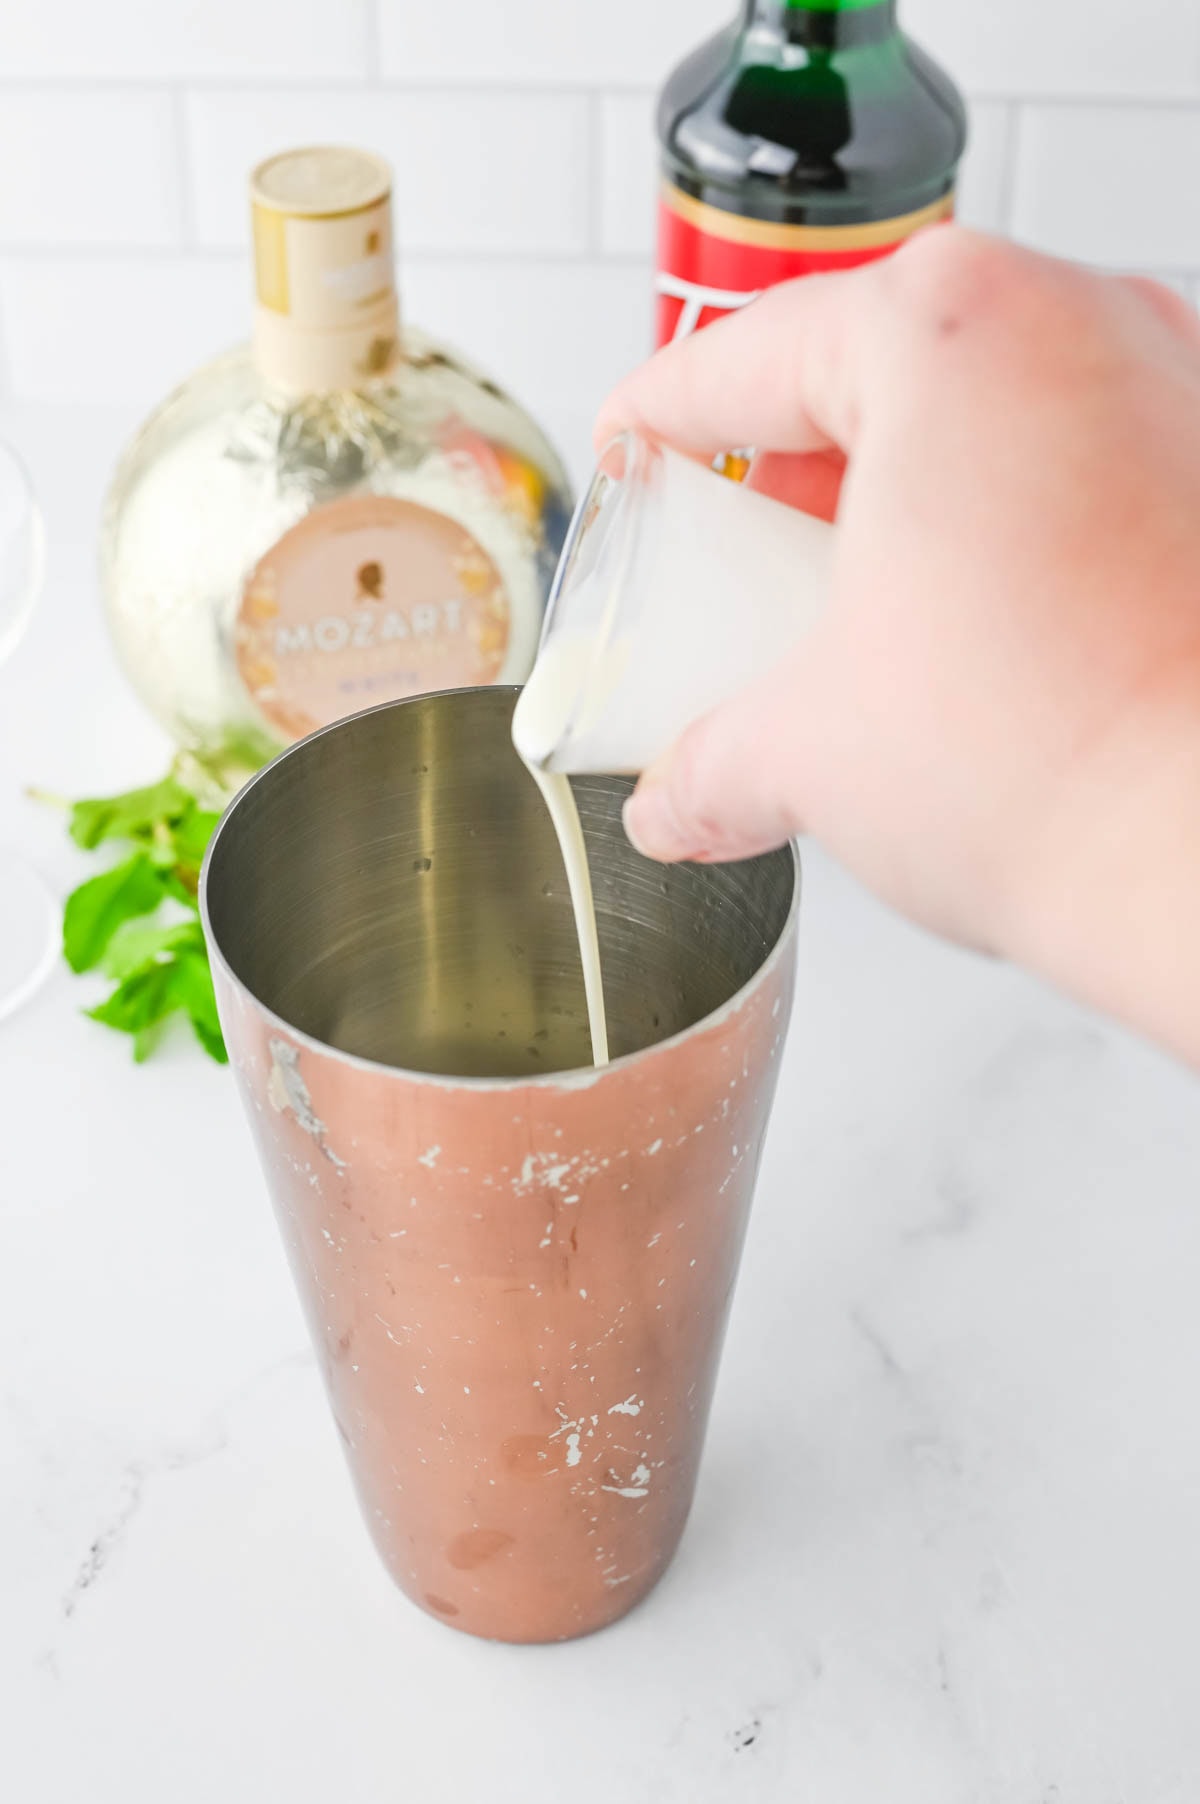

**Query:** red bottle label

left=655, top=183, right=955, bottom=346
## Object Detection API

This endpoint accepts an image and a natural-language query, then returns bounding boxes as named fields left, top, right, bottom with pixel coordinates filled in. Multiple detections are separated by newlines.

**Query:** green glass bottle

left=656, top=0, right=966, bottom=344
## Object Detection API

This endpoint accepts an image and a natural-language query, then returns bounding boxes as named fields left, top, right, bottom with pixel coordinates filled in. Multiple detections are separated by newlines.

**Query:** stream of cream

left=513, top=655, right=610, bottom=1068
left=523, top=763, right=609, bottom=1068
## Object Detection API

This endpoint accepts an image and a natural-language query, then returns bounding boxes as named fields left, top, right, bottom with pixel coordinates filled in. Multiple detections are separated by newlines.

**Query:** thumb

left=622, top=644, right=819, bottom=864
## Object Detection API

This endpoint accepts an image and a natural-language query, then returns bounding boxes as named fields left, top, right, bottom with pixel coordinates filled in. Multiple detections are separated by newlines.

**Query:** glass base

left=0, top=852, right=59, bottom=1021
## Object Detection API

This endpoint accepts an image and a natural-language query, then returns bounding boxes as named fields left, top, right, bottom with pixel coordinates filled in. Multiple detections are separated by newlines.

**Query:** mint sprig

left=62, top=853, right=165, bottom=974
left=43, top=772, right=228, bottom=1064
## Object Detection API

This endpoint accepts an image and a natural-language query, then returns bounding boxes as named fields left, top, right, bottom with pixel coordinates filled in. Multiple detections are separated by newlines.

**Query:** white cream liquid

left=513, top=662, right=610, bottom=1067
left=526, top=763, right=609, bottom=1067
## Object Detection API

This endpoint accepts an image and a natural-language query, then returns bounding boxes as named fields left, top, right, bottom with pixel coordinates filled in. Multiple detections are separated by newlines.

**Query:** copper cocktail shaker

left=201, top=688, right=799, bottom=1642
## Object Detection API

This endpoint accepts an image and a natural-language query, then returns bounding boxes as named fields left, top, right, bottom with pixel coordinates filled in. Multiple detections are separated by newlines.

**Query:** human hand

left=596, top=229, right=1200, bottom=1061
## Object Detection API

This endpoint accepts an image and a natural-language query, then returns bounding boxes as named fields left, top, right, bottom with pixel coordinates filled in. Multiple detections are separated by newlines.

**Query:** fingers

left=622, top=643, right=820, bottom=864
left=594, top=260, right=887, bottom=462
left=1116, top=273, right=1200, bottom=345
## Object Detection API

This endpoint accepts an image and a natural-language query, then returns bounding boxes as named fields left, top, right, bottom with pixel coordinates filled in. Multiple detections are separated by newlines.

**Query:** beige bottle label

left=253, top=194, right=393, bottom=326
left=250, top=148, right=401, bottom=391
left=236, top=495, right=510, bottom=741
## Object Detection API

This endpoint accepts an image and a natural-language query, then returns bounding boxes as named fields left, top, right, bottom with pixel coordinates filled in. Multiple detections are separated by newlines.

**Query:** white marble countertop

left=2, top=405, right=1199, bottom=1804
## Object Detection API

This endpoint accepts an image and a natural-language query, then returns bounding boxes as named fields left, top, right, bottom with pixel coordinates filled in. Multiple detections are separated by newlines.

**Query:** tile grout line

left=0, top=244, right=658, bottom=269
left=0, top=76, right=1196, bottom=106
left=996, top=98, right=1022, bottom=237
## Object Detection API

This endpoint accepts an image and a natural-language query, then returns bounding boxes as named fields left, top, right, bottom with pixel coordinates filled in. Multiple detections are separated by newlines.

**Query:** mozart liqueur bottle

left=656, top=0, right=966, bottom=343
left=102, top=147, right=572, bottom=794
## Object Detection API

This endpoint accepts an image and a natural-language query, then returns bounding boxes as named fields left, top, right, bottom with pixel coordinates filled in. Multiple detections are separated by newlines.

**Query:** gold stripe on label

left=252, top=198, right=391, bottom=224
left=661, top=183, right=955, bottom=252
left=252, top=202, right=289, bottom=313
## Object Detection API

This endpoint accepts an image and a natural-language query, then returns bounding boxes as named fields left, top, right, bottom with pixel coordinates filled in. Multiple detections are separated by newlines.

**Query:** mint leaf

left=133, top=1021, right=167, bottom=1064
left=187, top=1014, right=228, bottom=1065
left=101, top=916, right=204, bottom=983
left=162, top=868, right=200, bottom=906
left=87, top=959, right=177, bottom=1032
left=172, top=807, right=222, bottom=870
left=69, top=777, right=192, bottom=851
left=87, top=942, right=228, bottom=1065
left=172, top=949, right=228, bottom=1064
left=45, top=762, right=232, bottom=1067
left=62, top=854, right=166, bottom=974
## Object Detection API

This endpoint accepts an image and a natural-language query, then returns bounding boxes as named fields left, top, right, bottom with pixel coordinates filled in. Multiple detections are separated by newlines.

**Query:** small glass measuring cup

left=513, top=430, right=833, bottom=775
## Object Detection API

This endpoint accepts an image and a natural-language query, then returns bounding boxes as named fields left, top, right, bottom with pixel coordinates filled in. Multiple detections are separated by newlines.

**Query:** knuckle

left=1119, top=273, right=1200, bottom=337
left=884, top=224, right=1018, bottom=331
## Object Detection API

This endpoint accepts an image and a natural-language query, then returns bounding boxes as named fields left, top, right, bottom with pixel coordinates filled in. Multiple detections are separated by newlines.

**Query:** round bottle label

left=235, top=494, right=510, bottom=740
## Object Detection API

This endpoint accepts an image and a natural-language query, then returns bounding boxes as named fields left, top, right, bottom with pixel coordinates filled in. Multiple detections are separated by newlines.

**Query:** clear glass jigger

left=513, top=430, right=834, bottom=776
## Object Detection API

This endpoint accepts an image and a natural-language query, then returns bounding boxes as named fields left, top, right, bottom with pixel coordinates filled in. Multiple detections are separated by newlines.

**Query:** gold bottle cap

left=252, top=145, right=392, bottom=218
left=250, top=146, right=400, bottom=394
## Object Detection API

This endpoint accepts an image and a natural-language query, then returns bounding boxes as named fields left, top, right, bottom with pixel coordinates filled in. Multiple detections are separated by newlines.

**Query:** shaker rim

left=199, top=688, right=801, bottom=1094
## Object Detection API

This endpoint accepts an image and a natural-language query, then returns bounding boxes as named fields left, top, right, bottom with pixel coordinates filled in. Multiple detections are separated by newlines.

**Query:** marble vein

left=58, top=1350, right=313, bottom=1627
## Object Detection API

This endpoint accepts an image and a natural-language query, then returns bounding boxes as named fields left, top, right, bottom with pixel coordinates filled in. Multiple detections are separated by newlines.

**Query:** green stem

left=25, top=785, right=70, bottom=811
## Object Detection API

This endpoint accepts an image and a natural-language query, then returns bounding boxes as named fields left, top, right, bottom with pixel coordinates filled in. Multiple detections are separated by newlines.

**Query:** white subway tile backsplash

left=0, top=0, right=369, bottom=82
left=0, top=91, right=178, bottom=248
left=186, top=89, right=589, bottom=257
left=401, top=257, right=653, bottom=420
left=0, top=251, right=654, bottom=418
left=599, top=93, right=657, bottom=257
left=380, top=0, right=732, bottom=87
left=0, top=257, right=246, bottom=407
left=906, top=0, right=1200, bottom=100
left=1011, top=105, right=1200, bottom=268
left=954, top=102, right=1013, bottom=234
left=0, top=0, right=1198, bottom=411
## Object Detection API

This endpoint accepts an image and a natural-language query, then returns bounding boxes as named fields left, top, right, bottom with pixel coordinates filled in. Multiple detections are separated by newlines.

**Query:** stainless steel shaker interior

left=203, top=686, right=796, bottom=1078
